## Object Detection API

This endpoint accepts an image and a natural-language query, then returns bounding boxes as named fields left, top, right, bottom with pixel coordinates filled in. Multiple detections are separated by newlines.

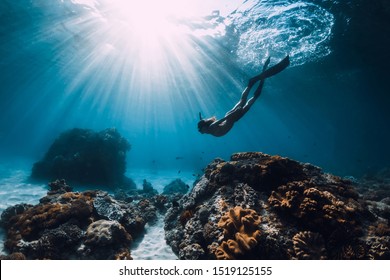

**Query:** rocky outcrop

left=2, top=152, right=389, bottom=260
left=163, top=179, right=190, bottom=195
left=164, top=152, right=390, bottom=260
left=31, top=128, right=133, bottom=189
left=0, top=179, right=158, bottom=260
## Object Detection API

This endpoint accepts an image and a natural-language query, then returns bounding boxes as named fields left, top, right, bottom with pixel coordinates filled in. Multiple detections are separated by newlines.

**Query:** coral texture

left=215, top=207, right=261, bottom=259
left=164, top=152, right=390, bottom=260
left=31, top=128, right=133, bottom=188
left=85, top=220, right=132, bottom=246
left=268, top=181, right=363, bottom=235
left=292, top=231, right=327, bottom=260
left=0, top=180, right=159, bottom=259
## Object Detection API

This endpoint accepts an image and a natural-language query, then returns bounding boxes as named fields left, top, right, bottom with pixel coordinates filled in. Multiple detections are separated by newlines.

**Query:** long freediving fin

left=250, top=55, right=290, bottom=83
left=262, top=55, right=290, bottom=78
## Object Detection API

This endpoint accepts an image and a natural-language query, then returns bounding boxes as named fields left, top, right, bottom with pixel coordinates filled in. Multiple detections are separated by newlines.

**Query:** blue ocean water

left=0, top=0, right=389, bottom=257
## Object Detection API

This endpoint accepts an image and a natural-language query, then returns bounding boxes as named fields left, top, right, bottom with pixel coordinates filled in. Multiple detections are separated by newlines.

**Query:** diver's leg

left=228, top=55, right=280, bottom=117
left=253, top=58, right=269, bottom=99
left=248, top=55, right=289, bottom=85
left=235, top=56, right=270, bottom=114
left=242, top=75, right=266, bottom=112
left=225, top=84, right=252, bottom=116
left=241, top=58, right=270, bottom=112
left=248, top=57, right=271, bottom=87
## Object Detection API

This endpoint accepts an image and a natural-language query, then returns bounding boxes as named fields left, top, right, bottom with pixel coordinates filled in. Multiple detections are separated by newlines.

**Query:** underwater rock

left=163, top=178, right=190, bottom=195
left=31, top=128, right=133, bottom=189
left=93, top=193, right=127, bottom=221
left=48, top=179, right=73, bottom=194
left=0, top=252, right=26, bottom=260
left=137, top=199, right=158, bottom=224
left=0, top=180, right=149, bottom=259
left=164, top=152, right=390, bottom=260
left=142, top=179, right=158, bottom=195
left=356, top=168, right=390, bottom=204
left=152, top=195, right=170, bottom=212
left=84, top=219, right=131, bottom=246
left=0, top=203, right=32, bottom=228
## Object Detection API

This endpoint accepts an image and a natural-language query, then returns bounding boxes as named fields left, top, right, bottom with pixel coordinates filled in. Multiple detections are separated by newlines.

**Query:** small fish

left=178, top=170, right=181, bottom=174
left=175, top=156, right=184, bottom=160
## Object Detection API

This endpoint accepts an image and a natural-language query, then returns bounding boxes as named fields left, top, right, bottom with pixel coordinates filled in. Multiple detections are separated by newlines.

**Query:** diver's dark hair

left=197, top=118, right=215, bottom=132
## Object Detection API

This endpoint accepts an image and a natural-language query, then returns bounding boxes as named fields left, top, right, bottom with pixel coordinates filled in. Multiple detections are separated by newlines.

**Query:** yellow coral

left=215, top=207, right=261, bottom=259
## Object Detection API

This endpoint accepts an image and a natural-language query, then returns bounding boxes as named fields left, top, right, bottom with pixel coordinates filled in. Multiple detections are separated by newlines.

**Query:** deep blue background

left=0, top=0, right=389, bottom=177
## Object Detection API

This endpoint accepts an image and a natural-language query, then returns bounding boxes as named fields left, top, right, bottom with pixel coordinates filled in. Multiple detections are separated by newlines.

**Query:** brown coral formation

left=0, top=252, right=27, bottom=260
left=268, top=180, right=365, bottom=236
left=292, top=231, right=327, bottom=259
left=215, top=207, right=261, bottom=259
left=164, top=152, right=390, bottom=260
left=367, top=236, right=390, bottom=259
left=206, top=152, right=306, bottom=191
left=0, top=180, right=157, bottom=259
left=4, top=193, right=94, bottom=252
left=180, top=210, right=194, bottom=227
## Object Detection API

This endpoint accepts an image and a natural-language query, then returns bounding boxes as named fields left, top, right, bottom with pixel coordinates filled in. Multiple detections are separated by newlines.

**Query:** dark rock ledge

left=164, top=152, right=390, bottom=260
left=1, top=152, right=389, bottom=260
left=0, top=179, right=176, bottom=260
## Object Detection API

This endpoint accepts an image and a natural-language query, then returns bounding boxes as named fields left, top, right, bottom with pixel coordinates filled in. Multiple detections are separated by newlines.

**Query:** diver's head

left=197, top=117, right=216, bottom=134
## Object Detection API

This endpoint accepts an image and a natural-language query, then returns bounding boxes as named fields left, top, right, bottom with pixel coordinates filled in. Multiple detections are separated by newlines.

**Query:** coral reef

left=215, top=206, right=261, bottom=259
left=291, top=231, right=327, bottom=260
left=354, top=169, right=390, bottom=224
left=0, top=252, right=26, bottom=260
left=31, top=128, right=133, bottom=188
left=0, top=180, right=158, bottom=259
left=163, top=179, right=190, bottom=195
left=268, top=181, right=364, bottom=236
left=2, top=151, right=390, bottom=260
left=142, top=179, right=158, bottom=195
left=165, top=152, right=390, bottom=259
left=83, top=220, right=132, bottom=259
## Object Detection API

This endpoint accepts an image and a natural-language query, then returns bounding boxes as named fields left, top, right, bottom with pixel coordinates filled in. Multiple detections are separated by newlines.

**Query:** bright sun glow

left=109, top=0, right=203, bottom=42
left=115, top=0, right=189, bottom=21
left=58, top=0, right=240, bottom=132
left=96, top=0, right=215, bottom=70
